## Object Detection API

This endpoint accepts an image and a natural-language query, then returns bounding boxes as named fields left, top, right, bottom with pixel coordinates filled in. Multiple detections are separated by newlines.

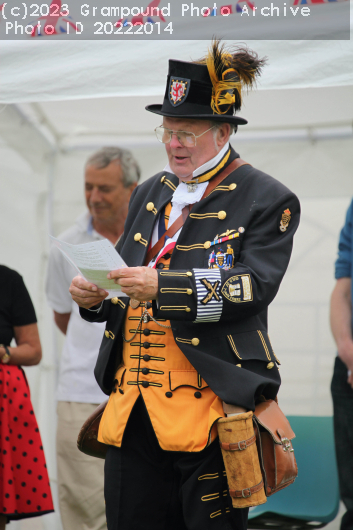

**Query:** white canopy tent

left=1, top=37, right=353, bottom=528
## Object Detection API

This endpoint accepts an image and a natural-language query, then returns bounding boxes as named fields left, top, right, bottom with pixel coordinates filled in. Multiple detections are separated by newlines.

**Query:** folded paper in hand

left=50, top=236, right=127, bottom=299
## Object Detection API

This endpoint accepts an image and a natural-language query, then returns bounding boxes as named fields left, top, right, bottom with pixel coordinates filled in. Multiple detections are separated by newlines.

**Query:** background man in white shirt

left=46, top=147, right=140, bottom=530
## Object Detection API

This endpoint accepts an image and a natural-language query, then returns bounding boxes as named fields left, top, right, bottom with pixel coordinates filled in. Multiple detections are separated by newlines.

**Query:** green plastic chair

left=248, top=416, right=340, bottom=530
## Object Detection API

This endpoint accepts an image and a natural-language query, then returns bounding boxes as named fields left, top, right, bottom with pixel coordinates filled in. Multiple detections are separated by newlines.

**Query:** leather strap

left=220, top=434, right=256, bottom=451
left=144, top=158, right=250, bottom=265
left=201, top=157, right=249, bottom=198
left=229, top=480, right=264, bottom=499
left=144, top=205, right=190, bottom=265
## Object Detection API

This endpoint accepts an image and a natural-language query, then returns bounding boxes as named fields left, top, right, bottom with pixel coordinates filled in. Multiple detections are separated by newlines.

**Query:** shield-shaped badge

left=215, top=251, right=225, bottom=268
left=168, top=77, right=191, bottom=107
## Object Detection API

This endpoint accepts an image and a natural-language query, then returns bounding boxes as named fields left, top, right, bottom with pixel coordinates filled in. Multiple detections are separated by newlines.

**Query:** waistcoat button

left=143, top=354, right=150, bottom=362
left=157, top=263, right=164, bottom=269
left=143, top=329, right=150, bottom=336
left=194, top=392, right=202, bottom=399
left=165, top=392, right=173, bottom=398
left=142, top=381, right=149, bottom=388
left=145, top=302, right=152, bottom=309
left=164, top=253, right=171, bottom=260
left=119, top=389, right=124, bottom=395
left=143, top=342, right=150, bottom=349
left=142, top=368, right=149, bottom=375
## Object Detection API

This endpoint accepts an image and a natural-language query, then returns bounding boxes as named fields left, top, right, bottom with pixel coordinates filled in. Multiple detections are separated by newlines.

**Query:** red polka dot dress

left=0, top=366, right=54, bottom=520
left=0, top=266, right=54, bottom=521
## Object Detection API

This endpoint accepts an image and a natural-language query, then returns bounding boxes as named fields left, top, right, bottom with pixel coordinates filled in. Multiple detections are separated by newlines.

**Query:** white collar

left=163, top=142, right=230, bottom=181
left=75, top=211, right=100, bottom=239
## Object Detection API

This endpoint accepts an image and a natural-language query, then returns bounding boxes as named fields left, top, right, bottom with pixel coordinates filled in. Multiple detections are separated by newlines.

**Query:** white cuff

left=87, top=302, right=103, bottom=313
left=193, top=269, right=223, bottom=323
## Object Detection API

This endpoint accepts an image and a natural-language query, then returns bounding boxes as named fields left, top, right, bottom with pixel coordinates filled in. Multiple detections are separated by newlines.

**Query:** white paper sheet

left=50, top=235, right=127, bottom=298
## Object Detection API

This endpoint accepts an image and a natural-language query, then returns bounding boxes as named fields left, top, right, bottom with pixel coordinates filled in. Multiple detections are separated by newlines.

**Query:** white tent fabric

left=1, top=38, right=353, bottom=104
left=1, top=38, right=353, bottom=529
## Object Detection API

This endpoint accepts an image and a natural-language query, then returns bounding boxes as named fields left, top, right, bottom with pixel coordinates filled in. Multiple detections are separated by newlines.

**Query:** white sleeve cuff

left=193, top=269, right=223, bottom=323
left=87, top=302, right=103, bottom=313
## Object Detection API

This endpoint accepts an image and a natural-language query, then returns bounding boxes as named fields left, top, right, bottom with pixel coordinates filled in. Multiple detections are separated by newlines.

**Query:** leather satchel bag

left=77, top=400, right=108, bottom=459
left=77, top=396, right=298, bottom=499
left=253, top=398, right=298, bottom=496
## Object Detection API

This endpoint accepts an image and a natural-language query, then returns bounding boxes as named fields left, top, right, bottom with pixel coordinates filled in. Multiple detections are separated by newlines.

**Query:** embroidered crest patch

left=279, top=209, right=291, bottom=233
left=168, top=77, right=190, bottom=107
left=208, top=245, right=235, bottom=270
left=199, top=278, right=220, bottom=305
left=221, top=274, right=253, bottom=303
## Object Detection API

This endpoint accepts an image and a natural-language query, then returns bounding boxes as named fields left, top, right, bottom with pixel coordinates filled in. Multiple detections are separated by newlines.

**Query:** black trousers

left=331, top=357, right=353, bottom=530
left=104, top=397, right=248, bottom=530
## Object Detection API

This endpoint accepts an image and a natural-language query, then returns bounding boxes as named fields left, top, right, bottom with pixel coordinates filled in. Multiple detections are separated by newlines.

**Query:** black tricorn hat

left=146, top=41, right=266, bottom=126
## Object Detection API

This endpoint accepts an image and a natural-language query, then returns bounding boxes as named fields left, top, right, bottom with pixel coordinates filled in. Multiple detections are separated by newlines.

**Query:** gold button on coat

left=186, top=289, right=192, bottom=295
left=236, top=364, right=241, bottom=368
left=146, top=202, right=154, bottom=212
left=186, top=271, right=192, bottom=277
left=218, top=211, right=227, bottom=220
left=204, top=241, right=211, bottom=249
left=134, top=233, right=142, bottom=242
left=185, top=307, right=191, bottom=312
left=229, top=183, right=237, bottom=191
left=161, top=176, right=166, bottom=183
left=191, top=338, right=200, bottom=346
left=105, top=330, right=110, bottom=338
left=111, top=297, right=119, bottom=304
left=267, top=362, right=275, bottom=369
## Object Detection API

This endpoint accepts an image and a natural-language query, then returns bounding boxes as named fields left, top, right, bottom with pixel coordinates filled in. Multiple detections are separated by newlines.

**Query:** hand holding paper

left=69, top=275, right=109, bottom=310
left=108, top=267, right=158, bottom=301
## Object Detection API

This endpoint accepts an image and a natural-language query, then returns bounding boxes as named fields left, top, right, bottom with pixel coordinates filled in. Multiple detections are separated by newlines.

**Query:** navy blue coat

left=80, top=148, right=300, bottom=411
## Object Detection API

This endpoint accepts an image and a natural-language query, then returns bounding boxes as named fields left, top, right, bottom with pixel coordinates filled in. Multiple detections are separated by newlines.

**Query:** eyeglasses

left=154, top=125, right=216, bottom=147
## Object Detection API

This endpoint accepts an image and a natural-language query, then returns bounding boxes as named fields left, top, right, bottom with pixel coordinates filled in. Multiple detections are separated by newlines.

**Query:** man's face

left=163, top=117, right=229, bottom=181
left=84, top=161, right=134, bottom=223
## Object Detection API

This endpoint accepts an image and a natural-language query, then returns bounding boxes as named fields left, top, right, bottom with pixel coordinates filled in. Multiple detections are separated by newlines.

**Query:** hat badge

left=168, top=77, right=190, bottom=107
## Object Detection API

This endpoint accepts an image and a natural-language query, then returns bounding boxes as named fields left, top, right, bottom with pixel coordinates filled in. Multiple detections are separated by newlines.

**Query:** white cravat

left=168, top=181, right=209, bottom=227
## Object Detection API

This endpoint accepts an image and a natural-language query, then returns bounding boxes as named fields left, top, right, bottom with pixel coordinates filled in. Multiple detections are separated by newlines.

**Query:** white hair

left=211, top=121, right=237, bottom=150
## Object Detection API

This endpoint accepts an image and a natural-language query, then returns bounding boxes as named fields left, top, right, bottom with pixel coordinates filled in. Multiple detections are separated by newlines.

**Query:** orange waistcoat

left=98, top=205, right=225, bottom=452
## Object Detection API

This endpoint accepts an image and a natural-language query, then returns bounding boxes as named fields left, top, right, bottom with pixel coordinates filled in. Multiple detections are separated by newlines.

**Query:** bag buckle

left=280, top=437, right=293, bottom=452
left=242, top=488, right=251, bottom=498
left=237, top=440, right=246, bottom=451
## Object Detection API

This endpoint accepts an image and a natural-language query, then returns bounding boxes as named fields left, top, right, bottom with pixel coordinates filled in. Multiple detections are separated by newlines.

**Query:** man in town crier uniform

left=69, top=41, right=300, bottom=530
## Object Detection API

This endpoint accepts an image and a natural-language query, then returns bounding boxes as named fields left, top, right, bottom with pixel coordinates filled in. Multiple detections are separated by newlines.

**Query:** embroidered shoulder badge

left=221, top=274, right=253, bottom=303
left=168, top=77, right=190, bottom=107
left=279, top=209, right=291, bottom=233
